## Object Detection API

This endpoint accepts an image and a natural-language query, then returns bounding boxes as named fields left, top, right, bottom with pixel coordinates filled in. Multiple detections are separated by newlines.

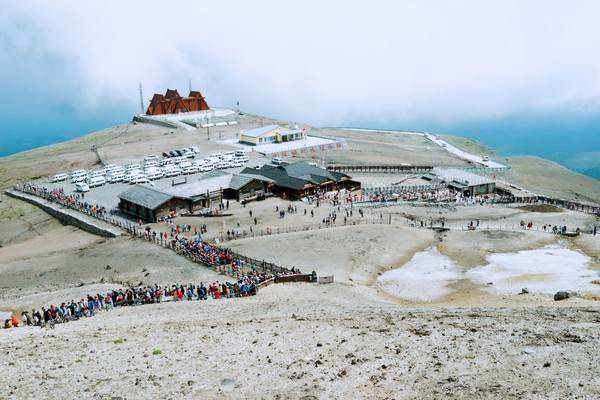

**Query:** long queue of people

left=18, top=184, right=108, bottom=218
left=4, top=272, right=275, bottom=330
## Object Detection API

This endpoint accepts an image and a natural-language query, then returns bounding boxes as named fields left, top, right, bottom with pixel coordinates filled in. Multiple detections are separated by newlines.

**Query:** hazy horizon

left=1, top=1, right=599, bottom=177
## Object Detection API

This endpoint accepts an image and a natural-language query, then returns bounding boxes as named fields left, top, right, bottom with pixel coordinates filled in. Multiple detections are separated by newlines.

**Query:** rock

left=554, top=291, right=570, bottom=301
left=520, top=288, right=529, bottom=294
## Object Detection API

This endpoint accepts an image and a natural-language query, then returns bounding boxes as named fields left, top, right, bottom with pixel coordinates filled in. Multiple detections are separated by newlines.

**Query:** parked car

left=189, top=146, right=200, bottom=154
left=173, top=149, right=183, bottom=157
left=234, top=150, right=245, bottom=157
left=163, top=167, right=182, bottom=177
left=272, top=157, right=284, bottom=165
left=131, top=176, right=154, bottom=186
left=88, top=176, right=106, bottom=187
left=71, top=174, right=88, bottom=183
left=199, top=164, right=214, bottom=172
left=183, top=165, right=199, bottom=175
left=216, top=161, right=232, bottom=169
left=51, top=173, right=68, bottom=183
left=75, top=182, right=90, bottom=192
left=146, top=170, right=164, bottom=180
left=162, top=152, right=170, bottom=158
left=107, top=173, right=124, bottom=183
left=168, top=150, right=178, bottom=157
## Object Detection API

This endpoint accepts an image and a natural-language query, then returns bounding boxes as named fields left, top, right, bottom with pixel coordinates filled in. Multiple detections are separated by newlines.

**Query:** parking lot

left=36, top=152, right=269, bottom=215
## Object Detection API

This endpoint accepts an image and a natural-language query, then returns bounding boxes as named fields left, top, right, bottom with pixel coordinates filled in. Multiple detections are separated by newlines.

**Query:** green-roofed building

left=240, top=161, right=360, bottom=199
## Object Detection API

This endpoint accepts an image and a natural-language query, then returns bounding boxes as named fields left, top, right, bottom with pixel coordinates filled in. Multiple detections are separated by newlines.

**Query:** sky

left=1, top=1, right=599, bottom=175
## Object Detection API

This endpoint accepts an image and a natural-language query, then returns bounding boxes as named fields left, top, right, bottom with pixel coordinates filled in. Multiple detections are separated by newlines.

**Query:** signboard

left=318, top=275, right=334, bottom=284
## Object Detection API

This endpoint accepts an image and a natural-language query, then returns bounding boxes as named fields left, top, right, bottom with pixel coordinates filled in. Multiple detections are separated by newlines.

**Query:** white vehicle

left=199, top=164, right=214, bottom=172
left=144, top=160, right=159, bottom=168
left=123, top=171, right=144, bottom=182
left=229, top=160, right=243, bottom=167
left=51, top=173, right=68, bottom=183
left=234, top=150, right=245, bottom=157
left=224, top=151, right=236, bottom=157
left=216, top=161, right=231, bottom=169
left=71, top=174, right=88, bottom=183
left=75, top=182, right=90, bottom=192
left=71, top=169, right=87, bottom=177
left=90, top=170, right=105, bottom=178
left=272, top=157, right=284, bottom=165
left=482, top=156, right=490, bottom=162
left=163, top=167, right=182, bottom=177
left=104, top=164, right=118, bottom=171
left=192, top=160, right=205, bottom=167
left=88, top=176, right=106, bottom=187
left=235, top=155, right=249, bottom=163
left=107, top=173, right=125, bottom=183
left=160, top=158, right=175, bottom=166
left=183, top=165, right=199, bottom=175
left=209, top=153, right=222, bottom=159
left=125, top=163, right=141, bottom=171
left=144, top=155, right=158, bottom=163
left=189, top=146, right=200, bottom=154
left=206, top=157, right=220, bottom=164
left=131, top=176, right=154, bottom=186
left=146, top=170, right=164, bottom=180
left=179, top=161, right=192, bottom=169
left=181, top=149, right=195, bottom=158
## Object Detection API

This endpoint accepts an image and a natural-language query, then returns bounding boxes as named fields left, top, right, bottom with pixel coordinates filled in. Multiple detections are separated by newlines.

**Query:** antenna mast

left=138, top=83, right=145, bottom=114
left=188, top=79, right=192, bottom=93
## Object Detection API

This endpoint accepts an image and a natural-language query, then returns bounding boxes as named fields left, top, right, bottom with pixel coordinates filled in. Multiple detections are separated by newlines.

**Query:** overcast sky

left=2, top=0, right=599, bottom=127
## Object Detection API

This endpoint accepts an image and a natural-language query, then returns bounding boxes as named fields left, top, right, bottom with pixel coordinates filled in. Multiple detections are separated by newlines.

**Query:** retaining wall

left=5, top=190, right=121, bottom=238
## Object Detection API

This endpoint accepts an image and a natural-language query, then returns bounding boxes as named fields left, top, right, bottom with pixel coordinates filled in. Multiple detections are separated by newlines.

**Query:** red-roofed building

left=146, top=89, right=210, bottom=115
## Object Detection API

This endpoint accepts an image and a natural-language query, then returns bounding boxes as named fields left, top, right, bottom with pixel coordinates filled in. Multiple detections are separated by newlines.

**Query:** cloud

left=2, top=0, right=600, bottom=126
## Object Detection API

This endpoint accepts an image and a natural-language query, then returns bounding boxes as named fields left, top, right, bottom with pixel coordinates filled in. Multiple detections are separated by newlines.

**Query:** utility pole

left=138, top=83, right=145, bottom=114
left=189, top=79, right=192, bottom=93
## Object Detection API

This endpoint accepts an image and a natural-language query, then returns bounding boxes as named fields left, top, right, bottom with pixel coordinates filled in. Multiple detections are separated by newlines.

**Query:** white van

left=144, top=160, right=158, bottom=168
left=146, top=170, right=164, bottom=180
left=125, top=163, right=141, bottom=171
left=71, top=174, right=88, bottom=183
left=107, top=173, right=124, bottom=183
left=75, top=182, right=90, bottom=192
left=183, top=165, right=199, bottom=175
left=131, top=176, right=154, bottom=186
left=272, top=157, right=284, bottom=165
left=71, top=169, right=87, bottom=177
left=51, top=173, right=68, bottom=183
left=144, top=155, right=158, bottom=163
left=88, top=176, right=106, bottom=187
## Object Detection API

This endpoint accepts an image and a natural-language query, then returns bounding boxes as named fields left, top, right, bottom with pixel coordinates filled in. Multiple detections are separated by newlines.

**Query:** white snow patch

left=377, top=247, right=463, bottom=301
left=466, top=246, right=599, bottom=296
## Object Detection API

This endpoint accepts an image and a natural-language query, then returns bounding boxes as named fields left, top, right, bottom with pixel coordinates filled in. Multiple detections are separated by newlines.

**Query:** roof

left=118, top=186, right=174, bottom=210
left=163, top=174, right=232, bottom=198
left=162, top=171, right=263, bottom=198
left=240, top=161, right=350, bottom=191
left=432, top=168, right=495, bottom=187
left=241, top=125, right=280, bottom=138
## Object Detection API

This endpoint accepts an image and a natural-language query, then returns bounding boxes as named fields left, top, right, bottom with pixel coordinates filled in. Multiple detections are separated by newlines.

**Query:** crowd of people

left=18, top=184, right=109, bottom=218
left=3, top=270, right=280, bottom=330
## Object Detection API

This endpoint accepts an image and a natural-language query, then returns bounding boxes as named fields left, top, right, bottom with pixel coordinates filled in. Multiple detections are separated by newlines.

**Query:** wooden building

left=146, top=89, right=210, bottom=116
left=240, top=161, right=360, bottom=199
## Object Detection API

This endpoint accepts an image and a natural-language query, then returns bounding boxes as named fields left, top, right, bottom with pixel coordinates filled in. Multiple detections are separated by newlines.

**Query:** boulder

left=554, top=291, right=570, bottom=301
